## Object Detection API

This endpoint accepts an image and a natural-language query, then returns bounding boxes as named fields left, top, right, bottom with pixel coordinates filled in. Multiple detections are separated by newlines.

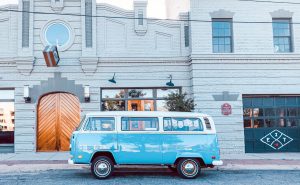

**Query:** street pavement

left=0, top=164, right=300, bottom=185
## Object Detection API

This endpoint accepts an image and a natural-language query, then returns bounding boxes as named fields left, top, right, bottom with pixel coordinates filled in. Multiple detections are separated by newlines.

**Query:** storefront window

left=102, top=100, right=125, bottom=111
left=156, top=100, right=168, bottom=112
left=128, top=89, right=153, bottom=99
left=128, top=100, right=154, bottom=111
left=243, top=96, right=300, bottom=128
left=157, top=88, right=179, bottom=98
left=101, top=88, right=180, bottom=112
left=102, top=89, right=125, bottom=99
left=0, top=90, right=15, bottom=145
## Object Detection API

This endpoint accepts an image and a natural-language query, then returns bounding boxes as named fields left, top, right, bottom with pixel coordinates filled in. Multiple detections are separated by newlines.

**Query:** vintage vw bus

left=68, top=111, right=223, bottom=179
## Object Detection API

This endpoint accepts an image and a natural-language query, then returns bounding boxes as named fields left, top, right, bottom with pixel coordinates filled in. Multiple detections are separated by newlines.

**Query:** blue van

left=69, top=111, right=223, bottom=179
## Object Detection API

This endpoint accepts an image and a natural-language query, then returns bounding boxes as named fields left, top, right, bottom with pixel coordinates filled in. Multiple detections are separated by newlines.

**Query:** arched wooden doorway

left=37, top=93, right=80, bottom=152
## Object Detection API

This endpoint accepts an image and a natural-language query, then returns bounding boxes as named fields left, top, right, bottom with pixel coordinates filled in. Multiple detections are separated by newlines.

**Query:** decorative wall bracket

left=51, top=0, right=64, bottom=12
left=79, top=57, right=99, bottom=76
left=15, top=57, right=36, bottom=76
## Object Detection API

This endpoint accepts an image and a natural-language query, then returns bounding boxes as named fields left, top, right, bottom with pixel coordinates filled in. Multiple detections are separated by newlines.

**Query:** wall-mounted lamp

left=166, top=75, right=175, bottom=87
left=108, top=73, right=117, bottom=84
left=84, top=85, right=90, bottom=102
left=24, top=85, right=31, bottom=103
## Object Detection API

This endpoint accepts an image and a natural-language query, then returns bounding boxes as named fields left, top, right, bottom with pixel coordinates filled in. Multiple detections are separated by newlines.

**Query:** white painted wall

left=190, top=0, right=300, bottom=154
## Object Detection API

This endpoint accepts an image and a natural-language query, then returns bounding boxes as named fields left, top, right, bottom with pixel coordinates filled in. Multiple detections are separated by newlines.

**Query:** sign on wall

left=221, top=103, right=232, bottom=116
left=261, top=130, right=293, bottom=150
left=43, top=45, right=60, bottom=67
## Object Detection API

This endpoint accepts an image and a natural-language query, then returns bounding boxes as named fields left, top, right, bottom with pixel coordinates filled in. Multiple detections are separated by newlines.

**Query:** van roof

left=85, top=111, right=210, bottom=118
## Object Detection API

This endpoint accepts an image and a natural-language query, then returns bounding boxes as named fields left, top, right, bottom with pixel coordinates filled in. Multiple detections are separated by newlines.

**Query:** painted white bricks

left=1, top=0, right=300, bottom=155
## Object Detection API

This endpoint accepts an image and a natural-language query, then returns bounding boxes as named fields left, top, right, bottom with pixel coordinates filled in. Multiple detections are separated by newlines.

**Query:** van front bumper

left=212, top=160, right=223, bottom=166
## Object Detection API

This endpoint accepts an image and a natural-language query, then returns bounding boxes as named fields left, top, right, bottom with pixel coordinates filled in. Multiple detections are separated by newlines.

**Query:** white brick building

left=0, top=0, right=299, bottom=155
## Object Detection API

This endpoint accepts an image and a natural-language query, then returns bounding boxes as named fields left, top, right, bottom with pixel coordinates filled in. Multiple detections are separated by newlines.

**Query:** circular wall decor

left=41, top=20, right=74, bottom=51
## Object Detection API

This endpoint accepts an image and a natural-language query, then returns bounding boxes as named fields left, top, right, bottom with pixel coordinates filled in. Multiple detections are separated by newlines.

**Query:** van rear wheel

left=177, top=158, right=201, bottom=179
left=91, top=156, right=114, bottom=179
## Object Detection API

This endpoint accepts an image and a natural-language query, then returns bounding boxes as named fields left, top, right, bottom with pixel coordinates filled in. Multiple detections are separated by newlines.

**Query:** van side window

left=163, top=117, right=203, bottom=131
left=204, top=117, right=212, bottom=130
left=85, top=117, right=115, bottom=131
left=121, top=117, right=159, bottom=131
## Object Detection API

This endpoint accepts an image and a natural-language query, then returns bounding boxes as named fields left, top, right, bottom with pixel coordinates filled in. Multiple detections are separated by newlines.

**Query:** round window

left=45, top=23, right=70, bottom=48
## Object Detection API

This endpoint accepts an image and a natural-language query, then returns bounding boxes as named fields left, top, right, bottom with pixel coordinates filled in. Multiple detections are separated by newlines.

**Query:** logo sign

left=43, top=45, right=60, bottom=67
left=221, top=103, right=232, bottom=116
left=261, top=130, right=293, bottom=150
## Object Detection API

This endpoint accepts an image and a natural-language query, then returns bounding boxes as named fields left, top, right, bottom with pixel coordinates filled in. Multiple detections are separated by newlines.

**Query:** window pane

left=163, top=117, right=203, bottom=131
left=265, top=119, right=277, bottom=127
left=286, top=97, right=297, bottom=106
left=264, top=108, right=275, bottom=116
left=243, top=98, right=252, bottom=107
left=212, top=20, right=232, bottom=53
left=275, top=97, right=285, bottom=106
left=46, top=23, right=70, bottom=47
left=157, top=88, right=180, bottom=98
left=287, top=108, right=297, bottom=117
left=276, top=108, right=286, bottom=117
left=85, top=117, right=115, bottom=131
left=252, top=98, right=263, bottom=106
left=263, top=98, right=274, bottom=107
left=0, top=102, right=15, bottom=144
left=213, top=45, right=219, bottom=53
left=128, top=89, right=153, bottom=98
left=244, top=119, right=252, bottom=128
left=278, top=118, right=286, bottom=127
left=253, top=108, right=264, bottom=117
left=253, top=119, right=264, bottom=128
left=287, top=119, right=300, bottom=127
left=127, top=100, right=154, bottom=111
left=273, top=19, right=292, bottom=53
left=102, top=100, right=125, bottom=111
left=157, top=100, right=168, bottom=112
left=102, top=89, right=125, bottom=99
left=121, top=117, right=159, bottom=131
left=243, top=108, right=252, bottom=117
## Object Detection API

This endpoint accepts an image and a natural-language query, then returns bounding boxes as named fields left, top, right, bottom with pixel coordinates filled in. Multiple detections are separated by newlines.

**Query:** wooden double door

left=37, top=93, right=80, bottom=152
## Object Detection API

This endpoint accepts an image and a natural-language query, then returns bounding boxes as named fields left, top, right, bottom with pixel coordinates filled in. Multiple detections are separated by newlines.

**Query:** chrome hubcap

left=95, top=161, right=110, bottom=177
left=184, top=162, right=195, bottom=174
left=181, top=160, right=198, bottom=177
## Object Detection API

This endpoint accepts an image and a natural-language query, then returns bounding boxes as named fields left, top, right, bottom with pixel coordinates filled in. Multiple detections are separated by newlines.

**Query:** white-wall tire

left=177, top=158, right=201, bottom=179
left=91, top=156, right=114, bottom=179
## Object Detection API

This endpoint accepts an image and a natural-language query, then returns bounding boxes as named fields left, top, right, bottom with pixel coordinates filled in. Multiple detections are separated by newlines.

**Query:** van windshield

left=76, top=115, right=86, bottom=131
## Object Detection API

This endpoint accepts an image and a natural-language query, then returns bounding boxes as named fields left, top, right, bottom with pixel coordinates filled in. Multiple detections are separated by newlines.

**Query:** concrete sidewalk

left=1, top=152, right=300, bottom=170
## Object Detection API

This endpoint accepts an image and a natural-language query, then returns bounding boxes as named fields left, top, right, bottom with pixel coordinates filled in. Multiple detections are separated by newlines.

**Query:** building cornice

left=98, top=57, right=190, bottom=63
left=191, top=54, right=300, bottom=63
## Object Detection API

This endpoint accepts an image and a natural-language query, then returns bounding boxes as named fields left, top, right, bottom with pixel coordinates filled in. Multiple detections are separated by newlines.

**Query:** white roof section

left=85, top=111, right=210, bottom=118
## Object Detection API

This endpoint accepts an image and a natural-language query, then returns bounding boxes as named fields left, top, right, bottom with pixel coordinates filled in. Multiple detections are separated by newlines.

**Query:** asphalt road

left=0, top=167, right=300, bottom=185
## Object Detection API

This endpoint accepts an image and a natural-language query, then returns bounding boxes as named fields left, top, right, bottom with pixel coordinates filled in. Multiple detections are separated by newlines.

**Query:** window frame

left=0, top=89, right=15, bottom=146
left=83, top=117, right=116, bottom=132
left=101, top=87, right=181, bottom=111
left=272, top=18, right=293, bottom=53
left=121, top=117, right=159, bottom=132
left=243, top=95, right=300, bottom=128
left=212, top=18, right=233, bottom=53
left=163, top=117, right=204, bottom=132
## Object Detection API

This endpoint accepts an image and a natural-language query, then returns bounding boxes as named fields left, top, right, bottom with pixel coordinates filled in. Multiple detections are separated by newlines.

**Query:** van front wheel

left=91, top=156, right=114, bottom=179
left=177, top=158, right=201, bottom=179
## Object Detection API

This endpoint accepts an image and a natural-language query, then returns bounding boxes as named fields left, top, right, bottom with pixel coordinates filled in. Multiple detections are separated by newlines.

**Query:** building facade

left=0, top=0, right=299, bottom=155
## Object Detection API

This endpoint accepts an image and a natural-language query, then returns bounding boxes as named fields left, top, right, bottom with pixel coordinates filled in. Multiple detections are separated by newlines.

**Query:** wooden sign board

left=43, top=45, right=60, bottom=67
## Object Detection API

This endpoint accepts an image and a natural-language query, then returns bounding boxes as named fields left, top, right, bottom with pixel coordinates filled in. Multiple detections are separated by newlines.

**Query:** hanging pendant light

left=108, top=73, right=117, bottom=84
left=166, top=75, right=174, bottom=87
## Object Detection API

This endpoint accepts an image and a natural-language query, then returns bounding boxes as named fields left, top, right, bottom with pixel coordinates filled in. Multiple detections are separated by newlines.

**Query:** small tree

left=165, top=92, right=196, bottom=112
